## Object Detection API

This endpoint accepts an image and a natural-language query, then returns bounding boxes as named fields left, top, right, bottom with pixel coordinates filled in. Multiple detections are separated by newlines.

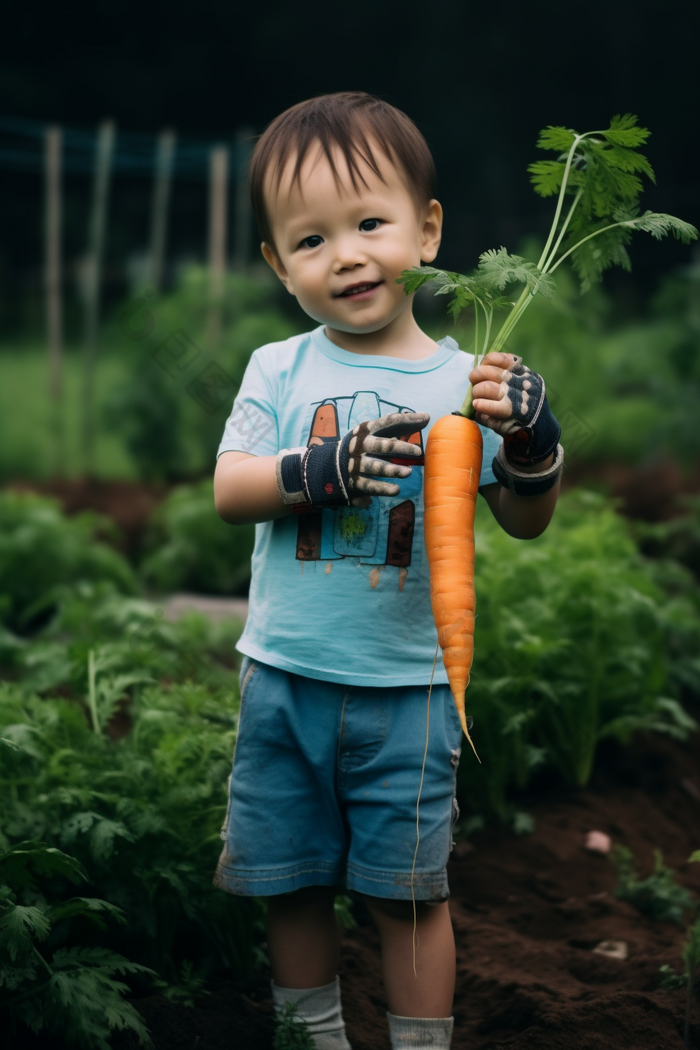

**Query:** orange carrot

left=424, top=413, right=483, bottom=761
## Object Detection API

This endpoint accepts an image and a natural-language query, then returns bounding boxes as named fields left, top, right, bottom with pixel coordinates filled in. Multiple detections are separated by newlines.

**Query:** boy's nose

left=332, top=236, right=367, bottom=272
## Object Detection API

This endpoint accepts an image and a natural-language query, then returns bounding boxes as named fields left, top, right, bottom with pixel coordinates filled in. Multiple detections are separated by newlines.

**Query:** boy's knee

left=268, top=885, right=338, bottom=910
left=362, top=894, right=445, bottom=922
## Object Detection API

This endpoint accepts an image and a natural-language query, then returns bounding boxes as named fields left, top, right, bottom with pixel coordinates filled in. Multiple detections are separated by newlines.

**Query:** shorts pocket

left=239, top=656, right=259, bottom=704
left=220, top=658, right=260, bottom=839
left=449, top=746, right=461, bottom=851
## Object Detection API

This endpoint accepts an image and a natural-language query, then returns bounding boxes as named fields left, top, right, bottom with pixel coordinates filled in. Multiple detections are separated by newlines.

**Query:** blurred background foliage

left=0, top=268, right=298, bottom=483
left=2, top=256, right=700, bottom=484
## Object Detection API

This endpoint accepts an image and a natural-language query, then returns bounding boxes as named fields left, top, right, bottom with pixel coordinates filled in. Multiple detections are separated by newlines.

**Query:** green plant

left=333, top=894, right=357, bottom=932
left=400, top=115, right=697, bottom=416
left=0, top=492, right=137, bottom=633
left=151, top=959, right=211, bottom=1008
left=105, top=268, right=296, bottom=481
left=612, top=846, right=696, bottom=924
left=456, top=489, right=700, bottom=819
left=0, top=840, right=153, bottom=1049
left=0, top=597, right=261, bottom=984
left=679, top=916, right=700, bottom=1047
left=658, top=963, right=687, bottom=991
left=140, top=479, right=255, bottom=595
left=656, top=851, right=700, bottom=1048
left=633, top=496, right=700, bottom=579
left=273, top=1002, right=315, bottom=1050
left=1, top=581, right=242, bottom=706
left=0, top=342, right=137, bottom=483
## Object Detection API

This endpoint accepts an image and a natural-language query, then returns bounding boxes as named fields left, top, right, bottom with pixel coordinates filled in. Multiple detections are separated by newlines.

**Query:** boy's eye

left=299, top=235, right=323, bottom=249
left=359, top=218, right=382, bottom=232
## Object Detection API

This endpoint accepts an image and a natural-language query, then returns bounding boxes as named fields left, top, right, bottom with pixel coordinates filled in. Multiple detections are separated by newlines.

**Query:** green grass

left=0, top=342, right=137, bottom=480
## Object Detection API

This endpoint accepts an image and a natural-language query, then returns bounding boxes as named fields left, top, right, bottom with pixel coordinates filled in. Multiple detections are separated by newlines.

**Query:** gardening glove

left=471, top=353, right=561, bottom=465
left=275, top=412, right=429, bottom=511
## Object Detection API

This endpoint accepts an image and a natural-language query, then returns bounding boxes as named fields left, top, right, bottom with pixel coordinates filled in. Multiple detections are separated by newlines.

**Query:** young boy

left=213, top=92, right=563, bottom=1049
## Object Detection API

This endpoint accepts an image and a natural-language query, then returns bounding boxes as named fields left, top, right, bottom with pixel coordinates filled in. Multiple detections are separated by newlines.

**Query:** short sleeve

left=478, top=424, right=503, bottom=488
left=216, top=353, right=279, bottom=459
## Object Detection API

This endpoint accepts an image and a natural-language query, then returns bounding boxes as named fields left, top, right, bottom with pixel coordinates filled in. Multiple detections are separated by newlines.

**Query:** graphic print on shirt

left=295, top=391, right=424, bottom=576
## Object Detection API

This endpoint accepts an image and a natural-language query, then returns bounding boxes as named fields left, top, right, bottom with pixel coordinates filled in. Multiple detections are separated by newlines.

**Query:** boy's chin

left=319, top=309, right=407, bottom=337
left=324, top=319, right=389, bottom=336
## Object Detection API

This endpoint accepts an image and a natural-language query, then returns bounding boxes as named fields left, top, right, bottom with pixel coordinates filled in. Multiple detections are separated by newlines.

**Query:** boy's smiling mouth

left=334, top=281, right=383, bottom=299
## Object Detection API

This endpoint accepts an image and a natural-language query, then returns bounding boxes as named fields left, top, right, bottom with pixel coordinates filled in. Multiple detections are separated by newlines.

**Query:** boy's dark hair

left=250, top=91, right=436, bottom=247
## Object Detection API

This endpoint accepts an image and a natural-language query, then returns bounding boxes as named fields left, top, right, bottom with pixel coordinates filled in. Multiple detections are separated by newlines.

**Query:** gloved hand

left=276, top=412, right=429, bottom=511
left=469, top=352, right=560, bottom=464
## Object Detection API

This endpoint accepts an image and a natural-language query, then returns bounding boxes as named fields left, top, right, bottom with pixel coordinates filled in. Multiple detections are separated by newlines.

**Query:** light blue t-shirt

left=217, top=325, right=502, bottom=688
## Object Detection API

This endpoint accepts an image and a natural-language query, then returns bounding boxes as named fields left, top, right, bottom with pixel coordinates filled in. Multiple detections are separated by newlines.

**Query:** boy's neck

left=323, top=309, right=438, bottom=360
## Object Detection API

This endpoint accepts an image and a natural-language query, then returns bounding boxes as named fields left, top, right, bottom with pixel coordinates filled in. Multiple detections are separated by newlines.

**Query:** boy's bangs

left=250, top=92, right=436, bottom=246
left=272, top=124, right=387, bottom=202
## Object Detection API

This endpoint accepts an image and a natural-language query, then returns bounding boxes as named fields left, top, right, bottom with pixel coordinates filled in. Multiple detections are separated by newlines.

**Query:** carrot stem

left=457, top=296, right=493, bottom=417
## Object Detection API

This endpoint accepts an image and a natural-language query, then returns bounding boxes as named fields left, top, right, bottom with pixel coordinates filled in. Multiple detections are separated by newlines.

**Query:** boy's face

left=261, top=144, right=442, bottom=339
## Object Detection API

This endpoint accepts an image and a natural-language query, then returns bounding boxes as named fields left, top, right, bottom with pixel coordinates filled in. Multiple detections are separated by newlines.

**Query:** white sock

left=387, top=1012, right=454, bottom=1049
left=271, top=977, right=352, bottom=1049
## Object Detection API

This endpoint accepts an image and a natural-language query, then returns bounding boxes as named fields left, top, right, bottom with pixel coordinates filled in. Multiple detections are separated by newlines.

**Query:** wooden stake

left=45, top=125, right=64, bottom=477
left=207, top=145, right=228, bottom=347
left=149, top=128, right=176, bottom=294
left=232, top=127, right=253, bottom=272
left=82, top=119, right=115, bottom=476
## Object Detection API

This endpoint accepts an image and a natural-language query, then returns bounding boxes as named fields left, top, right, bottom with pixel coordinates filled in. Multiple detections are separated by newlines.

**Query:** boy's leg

left=267, top=885, right=340, bottom=988
left=362, top=896, right=455, bottom=1018
left=338, top=681, right=461, bottom=1045
left=268, top=886, right=352, bottom=1050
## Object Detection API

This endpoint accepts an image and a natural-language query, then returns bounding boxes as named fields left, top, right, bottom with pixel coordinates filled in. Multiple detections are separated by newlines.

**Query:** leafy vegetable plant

left=151, top=959, right=211, bottom=1008
left=612, top=845, right=697, bottom=924
left=273, top=1001, right=315, bottom=1050
left=140, top=479, right=255, bottom=596
left=0, top=582, right=260, bottom=985
left=399, top=115, right=698, bottom=415
left=0, top=491, right=137, bottom=634
left=457, top=489, right=700, bottom=817
left=0, top=841, right=153, bottom=1049
left=657, top=850, right=700, bottom=1048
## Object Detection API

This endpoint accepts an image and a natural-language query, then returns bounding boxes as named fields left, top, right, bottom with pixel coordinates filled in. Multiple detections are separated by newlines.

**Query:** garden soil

left=115, top=704, right=700, bottom=1050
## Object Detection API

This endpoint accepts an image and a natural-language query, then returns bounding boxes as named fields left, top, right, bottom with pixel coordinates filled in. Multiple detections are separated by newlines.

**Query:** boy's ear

left=420, top=199, right=443, bottom=264
left=261, top=242, right=295, bottom=295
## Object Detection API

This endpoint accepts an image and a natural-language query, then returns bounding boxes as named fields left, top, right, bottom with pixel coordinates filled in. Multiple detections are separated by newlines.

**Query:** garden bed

left=9, top=477, right=172, bottom=558
left=120, top=706, right=700, bottom=1050
left=3, top=485, right=699, bottom=1049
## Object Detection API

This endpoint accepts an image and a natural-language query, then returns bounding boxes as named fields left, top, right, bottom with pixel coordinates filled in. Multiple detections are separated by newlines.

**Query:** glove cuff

left=275, top=447, right=311, bottom=508
left=275, top=441, right=351, bottom=511
left=492, top=441, right=564, bottom=497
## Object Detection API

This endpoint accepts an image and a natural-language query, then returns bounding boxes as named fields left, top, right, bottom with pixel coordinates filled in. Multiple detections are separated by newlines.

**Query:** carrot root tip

left=461, top=719, right=481, bottom=764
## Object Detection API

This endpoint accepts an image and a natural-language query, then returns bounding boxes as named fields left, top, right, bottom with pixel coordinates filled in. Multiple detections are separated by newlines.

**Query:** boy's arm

left=479, top=459, right=560, bottom=539
left=215, top=411, right=430, bottom=525
left=214, top=451, right=289, bottom=525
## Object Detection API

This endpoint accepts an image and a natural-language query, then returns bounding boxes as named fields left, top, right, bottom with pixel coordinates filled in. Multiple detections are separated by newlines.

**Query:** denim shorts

left=214, top=656, right=463, bottom=901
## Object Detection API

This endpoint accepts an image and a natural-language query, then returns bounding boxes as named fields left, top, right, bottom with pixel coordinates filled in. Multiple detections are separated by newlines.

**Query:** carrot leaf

left=477, top=248, right=557, bottom=299
left=535, top=126, right=577, bottom=152
left=617, top=210, right=699, bottom=242
left=397, top=266, right=510, bottom=321
left=400, top=115, right=697, bottom=372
